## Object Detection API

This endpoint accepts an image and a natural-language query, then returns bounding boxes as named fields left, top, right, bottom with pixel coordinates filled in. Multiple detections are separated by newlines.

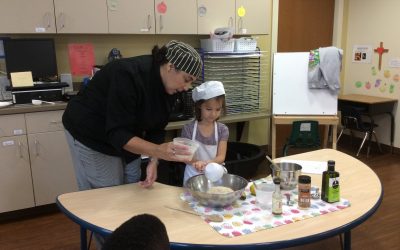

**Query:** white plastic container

left=234, top=37, right=257, bottom=52
left=200, top=39, right=235, bottom=52
left=173, top=137, right=199, bottom=161
left=255, top=182, right=275, bottom=210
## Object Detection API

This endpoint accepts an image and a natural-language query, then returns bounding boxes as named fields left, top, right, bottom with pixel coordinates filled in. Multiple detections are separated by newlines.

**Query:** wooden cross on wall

left=374, top=42, right=389, bottom=71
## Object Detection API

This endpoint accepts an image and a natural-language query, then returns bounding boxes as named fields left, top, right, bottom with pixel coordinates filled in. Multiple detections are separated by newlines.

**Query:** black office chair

left=283, top=120, right=321, bottom=156
left=337, top=105, right=382, bottom=157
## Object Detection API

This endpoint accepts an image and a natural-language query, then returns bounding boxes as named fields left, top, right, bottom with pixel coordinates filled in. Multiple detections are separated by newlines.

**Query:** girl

left=181, top=81, right=229, bottom=185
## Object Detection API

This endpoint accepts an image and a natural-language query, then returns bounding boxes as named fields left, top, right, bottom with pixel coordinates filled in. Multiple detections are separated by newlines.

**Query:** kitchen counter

left=0, top=102, right=67, bottom=115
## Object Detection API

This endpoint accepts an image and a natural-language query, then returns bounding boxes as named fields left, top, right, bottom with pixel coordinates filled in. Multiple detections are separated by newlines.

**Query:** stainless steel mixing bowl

left=185, top=174, right=248, bottom=207
left=270, top=162, right=302, bottom=190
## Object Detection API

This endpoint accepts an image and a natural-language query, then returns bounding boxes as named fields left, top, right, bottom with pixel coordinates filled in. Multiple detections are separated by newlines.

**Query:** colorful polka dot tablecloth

left=181, top=180, right=351, bottom=238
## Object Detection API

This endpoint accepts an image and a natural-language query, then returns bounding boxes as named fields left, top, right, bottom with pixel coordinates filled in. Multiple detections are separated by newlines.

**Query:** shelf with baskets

left=199, top=50, right=268, bottom=115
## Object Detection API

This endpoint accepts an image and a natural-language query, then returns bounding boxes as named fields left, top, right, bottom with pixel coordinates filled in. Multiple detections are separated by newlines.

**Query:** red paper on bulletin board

left=68, top=43, right=95, bottom=76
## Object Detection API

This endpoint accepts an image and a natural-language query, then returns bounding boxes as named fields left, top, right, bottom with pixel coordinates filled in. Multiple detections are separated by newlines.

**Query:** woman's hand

left=157, top=142, right=192, bottom=162
left=139, top=158, right=158, bottom=188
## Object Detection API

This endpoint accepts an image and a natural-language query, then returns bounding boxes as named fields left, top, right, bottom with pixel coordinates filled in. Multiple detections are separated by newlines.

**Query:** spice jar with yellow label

left=298, top=175, right=311, bottom=209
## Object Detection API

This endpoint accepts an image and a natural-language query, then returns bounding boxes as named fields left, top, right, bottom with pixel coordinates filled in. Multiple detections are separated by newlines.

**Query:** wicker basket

left=200, top=39, right=235, bottom=52
left=234, top=38, right=257, bottom=52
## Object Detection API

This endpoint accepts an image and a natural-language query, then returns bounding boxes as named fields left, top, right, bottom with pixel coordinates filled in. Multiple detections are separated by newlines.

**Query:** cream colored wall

left=54, top=35, right=202, bottom=82
left=343, top=0, right=400, bottom=148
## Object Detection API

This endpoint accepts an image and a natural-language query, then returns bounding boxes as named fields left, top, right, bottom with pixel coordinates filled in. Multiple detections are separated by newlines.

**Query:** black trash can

left=225, top=142, right=266, bottom=180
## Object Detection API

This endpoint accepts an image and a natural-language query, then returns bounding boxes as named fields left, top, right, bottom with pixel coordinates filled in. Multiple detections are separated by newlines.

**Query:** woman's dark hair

left=152, top=45, right=169, bottom=66
left=194, top=95, right=226, bottom=121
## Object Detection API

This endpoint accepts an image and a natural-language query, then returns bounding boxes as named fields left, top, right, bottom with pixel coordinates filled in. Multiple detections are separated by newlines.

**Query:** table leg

left=80, top=227, right=88, bottom=250
left=343, top=230, right=351, bottom=250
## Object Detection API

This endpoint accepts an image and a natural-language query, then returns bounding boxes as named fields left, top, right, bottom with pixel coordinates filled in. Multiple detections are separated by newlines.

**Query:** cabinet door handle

left=238, top=17, right=243, bottom=34
left=229, top=17, right=234, bottom=29
left=58, top=12, right=65, bottom=30
left=34, top=139, right=39, bottom=156
left=44, top=12, right=51, bottom=28
left=50, top=120, right=61, bottom=124
left=159, top=15, right=163, bottom=32
left=18, top=141, right=23, bottom=158
left=147, top=14, right=152, bottom=30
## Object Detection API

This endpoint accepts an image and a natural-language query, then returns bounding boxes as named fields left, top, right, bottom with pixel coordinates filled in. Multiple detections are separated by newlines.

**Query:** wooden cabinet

left=108, top=0, right=155, bottom=34
left=198, top=0, right=235, bottom=35
left=235, top=0, right=271, bottom=35
left=0, top=0, right=56, bottom=34
left=0, top=111, right=77, bottom=213
left=0, top=0, right=270, bottom=35
left=53, top=0, right=108, bottom=33
left=25, top=111, right=78, bottom=206
left=155, top=0, right=197, bottom=34
left=0, top=114, right=35, bottom=213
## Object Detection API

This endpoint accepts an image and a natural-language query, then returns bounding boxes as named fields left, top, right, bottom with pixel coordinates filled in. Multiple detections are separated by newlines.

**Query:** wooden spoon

left=164, top=205, right=223, bottom=222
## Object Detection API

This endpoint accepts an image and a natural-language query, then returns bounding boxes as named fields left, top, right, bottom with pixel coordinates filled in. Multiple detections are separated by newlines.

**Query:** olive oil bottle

left=322, top=160, right=340, bottom=203
left=321, top=160, right=335, bottom=201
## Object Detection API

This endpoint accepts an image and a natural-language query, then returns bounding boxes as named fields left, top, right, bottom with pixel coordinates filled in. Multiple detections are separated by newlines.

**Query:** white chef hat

left=192, top=81, right=225, bottom=102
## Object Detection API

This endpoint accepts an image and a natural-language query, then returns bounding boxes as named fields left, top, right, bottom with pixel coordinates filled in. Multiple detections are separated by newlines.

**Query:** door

left=278, top=0, right=334, bottom=52
left=235, top=0, right=271, bottom=35
left=198, top=0, right=235, bottom=35
left=0, top=135, right=35, bottom=212
left=108, top=0, right=155, bottom=34
left=275, top=0, right=335, bottom=156
left=54, top=0, right=108, bottom=33
left=155, top=0, right=197, bottom=34
left=28, top=131, right=78, bottom=206
left=0, top=0, right=56, bottom=33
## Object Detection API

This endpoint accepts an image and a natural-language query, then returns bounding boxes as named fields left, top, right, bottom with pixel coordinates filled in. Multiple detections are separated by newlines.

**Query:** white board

left=272, top=52, right=338, bottom=115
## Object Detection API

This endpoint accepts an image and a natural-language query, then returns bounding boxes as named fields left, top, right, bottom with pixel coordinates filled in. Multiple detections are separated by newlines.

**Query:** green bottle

left=322, top=160, right=340, bottom=203
left=321, top=160, right=335, bottom=201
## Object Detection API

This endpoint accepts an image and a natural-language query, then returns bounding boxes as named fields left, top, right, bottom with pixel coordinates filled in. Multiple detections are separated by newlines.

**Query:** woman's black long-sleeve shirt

left=63, top=55, right=175, bottom=162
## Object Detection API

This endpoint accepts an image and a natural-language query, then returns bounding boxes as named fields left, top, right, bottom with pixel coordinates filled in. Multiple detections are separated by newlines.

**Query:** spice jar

left=298, top=175, right=311, bottom=209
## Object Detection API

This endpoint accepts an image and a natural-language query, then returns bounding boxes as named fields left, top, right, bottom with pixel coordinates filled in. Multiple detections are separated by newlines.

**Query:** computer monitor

left=3, top=38, right=58, bottom=83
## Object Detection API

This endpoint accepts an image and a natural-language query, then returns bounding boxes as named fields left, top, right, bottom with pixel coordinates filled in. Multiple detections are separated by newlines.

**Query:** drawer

left=0, top=114, right=26, bottom=137
left=25, top=110, right=64, bottom=134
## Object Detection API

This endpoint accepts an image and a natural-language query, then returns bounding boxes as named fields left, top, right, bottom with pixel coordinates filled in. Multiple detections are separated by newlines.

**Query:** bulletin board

left=272, top=52, right=338, bottom=115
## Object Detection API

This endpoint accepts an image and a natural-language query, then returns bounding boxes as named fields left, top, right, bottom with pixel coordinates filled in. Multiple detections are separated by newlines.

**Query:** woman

left=63, top=40, right=203, bottom=191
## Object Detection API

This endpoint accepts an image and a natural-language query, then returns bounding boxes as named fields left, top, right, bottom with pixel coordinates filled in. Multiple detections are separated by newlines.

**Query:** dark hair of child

left=102, top=214, right=170, bottom=250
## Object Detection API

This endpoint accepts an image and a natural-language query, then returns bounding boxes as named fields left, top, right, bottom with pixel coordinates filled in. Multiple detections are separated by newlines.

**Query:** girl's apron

left=183, top=121, right=218, bottom=185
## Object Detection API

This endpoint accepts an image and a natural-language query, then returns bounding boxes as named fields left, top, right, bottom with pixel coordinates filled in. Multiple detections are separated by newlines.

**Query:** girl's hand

left=193, top=161, right=208, bottom=172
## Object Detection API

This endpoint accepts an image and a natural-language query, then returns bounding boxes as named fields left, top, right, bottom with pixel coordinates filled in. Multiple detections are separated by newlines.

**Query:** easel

left=271, top=115, right=338, bottom=159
